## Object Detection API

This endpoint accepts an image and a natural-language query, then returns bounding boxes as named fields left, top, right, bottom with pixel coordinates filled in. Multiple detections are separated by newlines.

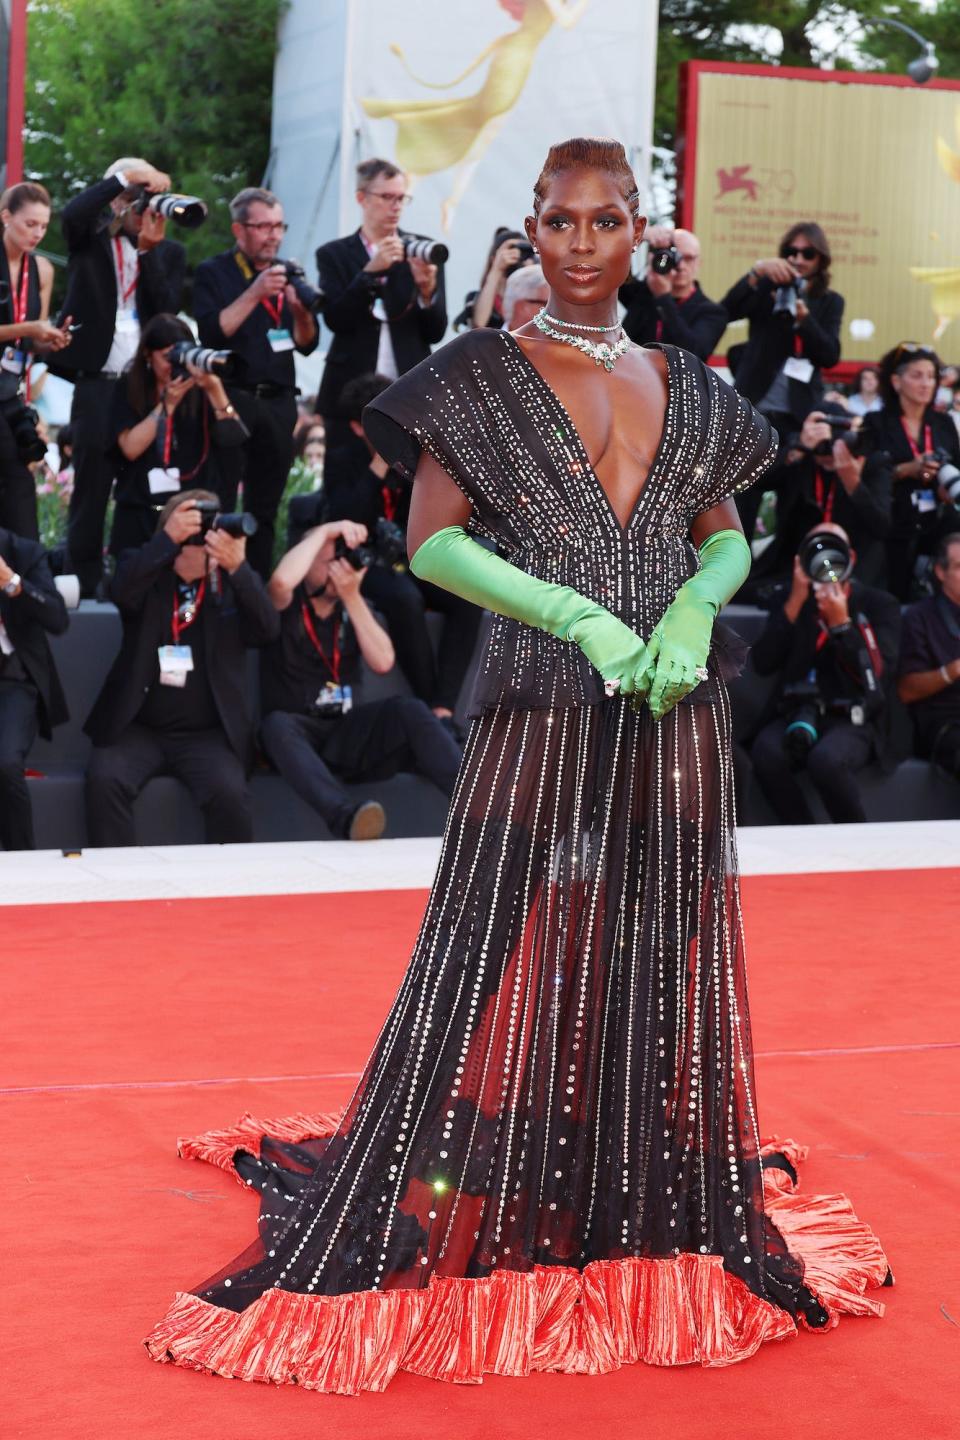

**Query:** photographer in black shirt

left=618, top=225, right=725, bottom=358
left=897, top=532, right=960, bottom=782
left=261, top=521, right=462, bottom=840
left=192, top=187, right=319, bottom=578
left=108, top=314, right=248, bottom=557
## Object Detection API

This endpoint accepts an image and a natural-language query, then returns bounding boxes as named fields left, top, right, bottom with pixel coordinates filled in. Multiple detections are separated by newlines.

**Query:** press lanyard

left=381, top=483, right=397, bottom=522
left=10, top=256, right=30, bottom=333
left=172, top=579, right=206, bottom=645
left=161, top=402, right=210, bottom=481
left=813, top=467, right=836, bottom=524
left=301, top=601, right=340, bottom=684
left=114, top=236, right=139, bottom=306
left=235, top=249, right=284, bottom=325
left=900, top=416, right=932, bottom=459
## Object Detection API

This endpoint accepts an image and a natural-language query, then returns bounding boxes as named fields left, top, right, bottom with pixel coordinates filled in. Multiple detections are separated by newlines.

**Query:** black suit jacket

left=0, top=529, right=69, bottom=737
left=721, top=273, right=844, bottom=424
left=83, top=531, right=280, bottom=763
left=315, top=229, right=447, bottom=416
left=51, top=176, right=186, bottom=376
left=618, top=279, right=726, bottom=360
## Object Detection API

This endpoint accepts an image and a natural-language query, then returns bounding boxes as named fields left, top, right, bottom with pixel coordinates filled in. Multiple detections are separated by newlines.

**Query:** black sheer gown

left=146, top=332, right=890, bottom=1393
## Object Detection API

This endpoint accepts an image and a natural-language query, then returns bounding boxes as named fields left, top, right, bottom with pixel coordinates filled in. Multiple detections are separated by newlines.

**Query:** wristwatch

left=2, top=571, right=22, bottom=596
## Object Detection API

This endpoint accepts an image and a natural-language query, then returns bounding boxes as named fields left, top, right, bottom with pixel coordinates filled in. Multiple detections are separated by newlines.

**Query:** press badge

left=157, top=644, right=194, bottom=688
left=115, top=308, right=138, bottom=336
left=915, top=488, right=937, bottom=513
left=314, top=682, right=353, bottom=715
left=0, top=346, right=25, bottom=375
left=267, top=327, right=294, bottom=353
left=782, top=356, right=814, bottom=383
left=147, top=466, right=181, bottom=495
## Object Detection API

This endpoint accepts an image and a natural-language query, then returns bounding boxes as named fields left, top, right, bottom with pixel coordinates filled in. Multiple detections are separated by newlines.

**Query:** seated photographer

left=84, top=491, right=279, bottom=847
left=861, top=343, right=960, bottom=602
left=261, top=521, right=462, bottom=841
left=618, top=224, right=725, bottom=359
left=55, top=158, right=187, bottom=596
left=750, top=403, right=892, bottom=592
left=748, top=523, right=900, bottom=824
left=316, top=158, right=447, bottom=445
left=108, top=314, right=248, bottom=558
left=299, top=372, right=481, bottom=722
left=192, top=187, right=319, bottom=580
left=897, top=533, right=960, bottom=784
left=722, top=222, right=844, bottom=541
left=501, top=264, right=550, bottom=329
left=0, top=182, right=74, bottom=539
left=0, top=524, right=68, bottom=849
left=453, top=227, right=534, bottom=331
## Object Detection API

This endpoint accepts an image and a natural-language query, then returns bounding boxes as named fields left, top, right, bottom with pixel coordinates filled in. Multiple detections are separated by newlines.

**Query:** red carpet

left=4, top=871, right=959, bottom=1438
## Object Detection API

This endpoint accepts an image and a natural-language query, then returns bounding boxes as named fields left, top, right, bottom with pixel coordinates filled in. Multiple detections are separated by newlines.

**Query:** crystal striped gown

left=145, top=333, right=890, bottom=1393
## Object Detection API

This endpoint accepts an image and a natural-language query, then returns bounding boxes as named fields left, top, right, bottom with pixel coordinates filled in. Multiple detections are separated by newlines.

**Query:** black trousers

left=0, top=398, right=40, bottom=540
left=750, top=715, right=874, bottom=824
left=66, top=375, right=118, bottom=595
left=222, top=388, right=297, bottom=579
left=85, top=723, right=253, bottom=847
left=929, top=721, right=960, bottom=782
left=0, top=678, right=39, bottom=849
left=260, top=696, right=462, bottom=837
left=361, top=567, right=481, bottom=712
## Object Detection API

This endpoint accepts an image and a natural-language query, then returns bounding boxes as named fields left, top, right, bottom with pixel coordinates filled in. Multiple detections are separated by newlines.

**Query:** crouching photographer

left=261, top=521, right=462, bottom=840
left=84, top=492, right=279, bottom=846
left=748, top=523, right=900, bottom=824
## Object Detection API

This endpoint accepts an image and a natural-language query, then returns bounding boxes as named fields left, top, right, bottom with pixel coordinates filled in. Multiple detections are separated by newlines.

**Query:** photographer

left=454, top=227, right=534, bottom=331
left=0, top=182, right=73, bottom=538
left=56, top=158, right=187, bottom=596
left=897, top=533, right=960, bottom=783
left=751, top=403, right=892, bottom=591
left=861, top=343, right=960, bottom=602
left=722, top=222, right=844, bottom=541
left=501, top=265, right=549, bottom=330
left=0, top=524, right=68, bottom=849
left=316, top=159, right=447, bottom=442
left=108, top=314, right=248, bottom=558
left=748, top=522, right=900, bottom=824
left=261, top=521, right=462, bottom=840
left=618, top=225, right=725, bottom=358
left=84, top=491, right=279, bottom=846
left=192, top=187, right=319, bottom=579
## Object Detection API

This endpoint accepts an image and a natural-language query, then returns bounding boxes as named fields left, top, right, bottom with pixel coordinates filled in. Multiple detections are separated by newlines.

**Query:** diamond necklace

left=541, top=310, right=621, bottom=333
left=533, top=308, right=631, bottom=373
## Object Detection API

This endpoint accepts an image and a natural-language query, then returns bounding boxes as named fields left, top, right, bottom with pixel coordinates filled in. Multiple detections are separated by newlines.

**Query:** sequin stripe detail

left=144, top=1251, right=799, bottom=1393
left=177, top=1111, right=342, bottom=1183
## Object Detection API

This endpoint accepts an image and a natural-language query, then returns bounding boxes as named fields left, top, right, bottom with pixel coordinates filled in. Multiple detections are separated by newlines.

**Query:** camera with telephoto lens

left=334, top=517, right=408, bottom=572
left=922, top=447, right=960, bottom=506
left=798, top=527, right=854, bottom=584
left=276, top=258, right=325, bottom=314
left=650, top=245, right=682, bottom=275
left=183, top=498, right=258, bottom=546
left=812, top=414, right=862, bottom=457
left=772, top=275, right=807, bottom=318
left=779, top=682, right=865, bottom=764
left=130, top=188, right=208, bottom=229
left=4, top=401, right=46, bottom=463
left=402, top=235, right=449, bottom=265
left=167, top=340, right=242, bottom=381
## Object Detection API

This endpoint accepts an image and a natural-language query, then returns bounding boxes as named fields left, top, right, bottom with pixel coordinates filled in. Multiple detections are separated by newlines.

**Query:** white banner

left=341, top=0, right=659, bottom=338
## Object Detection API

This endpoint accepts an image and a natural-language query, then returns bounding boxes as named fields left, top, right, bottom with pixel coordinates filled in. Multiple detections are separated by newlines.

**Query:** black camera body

left=780, top=681, right=865, bottom=763
left=0, top=398, right=46, bottom=463
left=276, top=259, right=325, bottom=315
left=922, top=447, right=960, bottom=506
left=506, top=239, right=535, bottom=277
left=183, top=498, right=258, bottom=546
left=334, top=517, right=407, bottom=572
left=773, top=275, right=806, bottom=317
left=130, top=188, right=208, bottom=230
left=650, top=245, right=681, bottom=276
left=812, top=415, right=862, bottom=457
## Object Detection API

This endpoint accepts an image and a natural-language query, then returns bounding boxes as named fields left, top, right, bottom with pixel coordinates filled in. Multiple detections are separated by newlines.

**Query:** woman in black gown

left=146, top=140, right=890, bottom=1394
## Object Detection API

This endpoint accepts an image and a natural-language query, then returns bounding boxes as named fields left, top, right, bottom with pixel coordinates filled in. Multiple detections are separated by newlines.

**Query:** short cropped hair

left=934, top=532, right=960, bottom=570
left=502, top=265, right=548, bottom=327
left=0, top=181, right=51, bottom=214
left=230, top=187, right=281, bottom=223
left=339, top=372, right=393, bottom=422
left=356, top=158, right=402, bottom=192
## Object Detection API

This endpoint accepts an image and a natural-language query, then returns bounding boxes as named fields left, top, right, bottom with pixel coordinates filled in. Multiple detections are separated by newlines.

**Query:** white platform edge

left=0, top=820, right=957, bottom=907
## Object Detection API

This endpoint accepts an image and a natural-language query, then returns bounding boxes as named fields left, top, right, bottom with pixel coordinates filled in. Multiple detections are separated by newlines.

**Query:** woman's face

left=2, top=202, right=51, bottom=253
left=303, top=439, right=325, bottom=472
left=782, top=230, right=822, bottom=282
left=525, top=169, right=644, bottom=310
left=859, top=370, right=879, bottom=396
left=892, top=359, right=938, bottom=409
left=148, top=347, right=174, bottom=386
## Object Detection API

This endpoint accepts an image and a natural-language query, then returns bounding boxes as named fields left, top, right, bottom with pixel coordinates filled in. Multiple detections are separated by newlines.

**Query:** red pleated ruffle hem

left=144, top=1117, right=889, bottom=1394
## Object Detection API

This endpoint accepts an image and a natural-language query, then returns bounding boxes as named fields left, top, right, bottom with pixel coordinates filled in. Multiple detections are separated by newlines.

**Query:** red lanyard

left=172, top=579, right=205, bottom=645
left=900, top=415, right=932, bottom=459
left=261, top=292, right=283, bottom=326
left=814, top=467, right=836, bottom=524
left=161, top=402, right=210, bottom=480
left=234, top=249, right=284, bottom=325
left=114, top=236, right=139, bottom=306
left=381, top=483, right=397, bottom=522
left=301, top=601, right=340, bottom=683
left=10, top=256, right=30, bottom=330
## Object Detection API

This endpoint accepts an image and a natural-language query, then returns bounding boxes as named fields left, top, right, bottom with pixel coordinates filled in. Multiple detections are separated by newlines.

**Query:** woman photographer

left=862, top=342, right=960, bottom=600
left=454, top=226, right=534, bottom=330
left=0, top=182, right=73, bottom=538
left=108, top=314, right=247, bottom=558
left=722, top=222, right=844, bottom=541
left=846, top=364, right=883, bottom=418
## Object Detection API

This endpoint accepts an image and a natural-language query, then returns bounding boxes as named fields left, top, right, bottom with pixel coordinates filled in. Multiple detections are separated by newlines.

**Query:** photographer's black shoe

left=347, top=801, right=385, bottom=842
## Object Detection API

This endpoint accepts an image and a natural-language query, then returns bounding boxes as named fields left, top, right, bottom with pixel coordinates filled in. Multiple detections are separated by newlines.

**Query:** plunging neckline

left=505, top=331, right=675, bottom=535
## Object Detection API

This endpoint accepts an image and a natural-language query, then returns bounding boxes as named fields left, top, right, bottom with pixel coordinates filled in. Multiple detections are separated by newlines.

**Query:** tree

left=23, top=0, right=285, bottom=272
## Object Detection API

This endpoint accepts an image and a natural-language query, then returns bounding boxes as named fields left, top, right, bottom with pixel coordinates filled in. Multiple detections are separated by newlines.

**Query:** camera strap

left=160, top=402, right=210, bottom=482
left=813, top=467, right=836, bottom=524
left=171, top=579, right=206, bottom=644
left=301, top=601, right=341, bottom=684
left=234, top=249, right=284, bottom=326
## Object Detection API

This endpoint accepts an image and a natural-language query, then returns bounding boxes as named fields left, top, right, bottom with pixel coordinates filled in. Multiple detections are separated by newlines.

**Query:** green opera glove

left=646, top=528, right=752, bottom=722
left=410, top=525, right=652, bottom=695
